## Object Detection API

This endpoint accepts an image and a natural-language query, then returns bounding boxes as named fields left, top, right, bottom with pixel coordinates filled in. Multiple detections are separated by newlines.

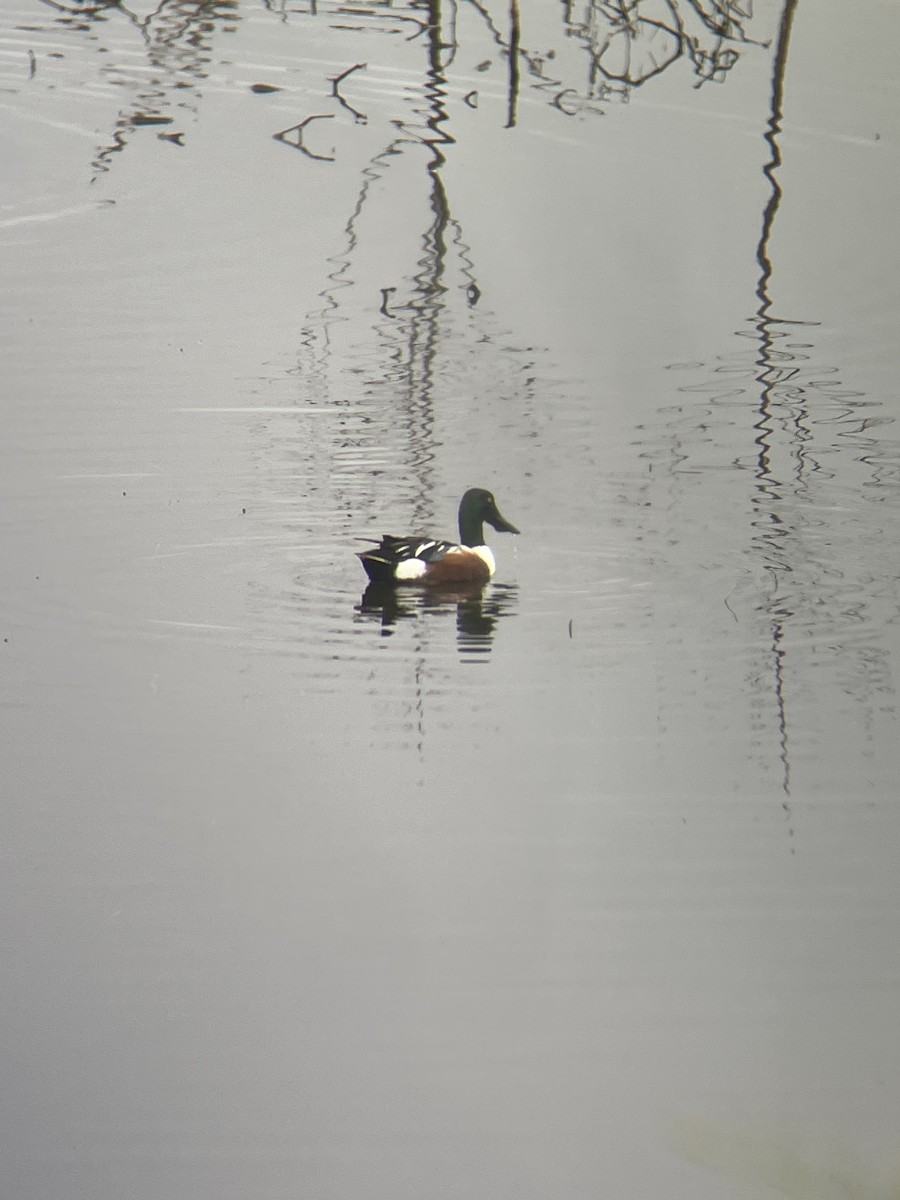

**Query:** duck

left=357, top=487, right=520, bottom=586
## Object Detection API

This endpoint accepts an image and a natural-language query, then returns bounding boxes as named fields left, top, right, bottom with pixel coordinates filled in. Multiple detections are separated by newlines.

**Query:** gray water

left=3, top=1, right=900, bottom=1197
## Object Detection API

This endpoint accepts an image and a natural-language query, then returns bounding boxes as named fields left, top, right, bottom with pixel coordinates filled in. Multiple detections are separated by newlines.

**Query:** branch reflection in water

left=39, top=0, right=763, bottom=178
left=633, top=0, right=898, bottom=810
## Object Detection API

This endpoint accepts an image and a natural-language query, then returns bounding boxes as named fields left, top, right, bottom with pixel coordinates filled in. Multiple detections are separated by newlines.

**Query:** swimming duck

left=357, top=488, right=520, bottom=586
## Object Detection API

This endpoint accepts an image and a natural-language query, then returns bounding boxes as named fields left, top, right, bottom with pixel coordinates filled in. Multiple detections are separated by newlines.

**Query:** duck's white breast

left=471, top=546, right=496, bottom=576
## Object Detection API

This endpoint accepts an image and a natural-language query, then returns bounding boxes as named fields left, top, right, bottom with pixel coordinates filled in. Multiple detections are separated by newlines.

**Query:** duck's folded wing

left=381, top=536, right=459, bottom=563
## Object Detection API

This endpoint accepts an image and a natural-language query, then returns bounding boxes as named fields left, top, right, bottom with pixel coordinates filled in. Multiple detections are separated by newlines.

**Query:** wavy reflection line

left=300, top=134, right=411, bottom=384
left=754, top=0, right=799, bottom=324
left=394, top=0, right=455, bottom=529
left=746, top=0, right=801, bottom=816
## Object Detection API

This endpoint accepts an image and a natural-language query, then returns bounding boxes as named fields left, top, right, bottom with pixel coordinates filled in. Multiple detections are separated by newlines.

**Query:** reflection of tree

left=432, top=0, right=760, bottom=124
left=41, top=0, right=236, bottom=176
left=561, top=0, right=760, bottom=91
left=510, top=0, right=759, bottom=119
left=633, top=0, right=899, bottom=806
left=39, top=0, right=764, bottom=179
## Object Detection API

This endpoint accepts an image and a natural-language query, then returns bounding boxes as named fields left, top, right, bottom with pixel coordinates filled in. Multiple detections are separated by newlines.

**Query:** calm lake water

left=3, top=1, right=900, bottom=1197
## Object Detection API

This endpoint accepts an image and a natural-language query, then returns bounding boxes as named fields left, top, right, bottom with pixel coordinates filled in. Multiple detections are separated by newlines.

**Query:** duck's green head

left=458, top=488, right=520, bottom=546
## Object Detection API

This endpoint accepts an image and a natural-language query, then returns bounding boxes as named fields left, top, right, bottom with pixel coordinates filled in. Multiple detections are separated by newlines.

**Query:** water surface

left=3, top=1, right=900, bottom=1197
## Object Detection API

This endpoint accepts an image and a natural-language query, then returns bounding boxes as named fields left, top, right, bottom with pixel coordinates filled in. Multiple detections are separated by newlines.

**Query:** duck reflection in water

left=357, top=579, right=519, bottom=653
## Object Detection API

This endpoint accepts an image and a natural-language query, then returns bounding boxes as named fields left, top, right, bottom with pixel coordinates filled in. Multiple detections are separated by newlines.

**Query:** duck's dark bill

left=489, top=509, right=520, bottom=535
